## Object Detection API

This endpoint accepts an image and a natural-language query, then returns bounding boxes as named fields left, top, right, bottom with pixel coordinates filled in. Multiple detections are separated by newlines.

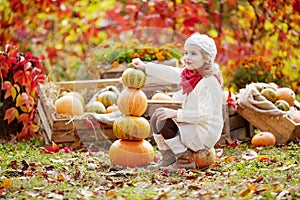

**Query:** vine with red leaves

left=0, top=45, right=45, bottom=141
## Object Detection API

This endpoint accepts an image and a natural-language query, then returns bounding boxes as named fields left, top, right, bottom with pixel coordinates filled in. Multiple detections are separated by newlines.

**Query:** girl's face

left=183, top=44, right=206, bottom=71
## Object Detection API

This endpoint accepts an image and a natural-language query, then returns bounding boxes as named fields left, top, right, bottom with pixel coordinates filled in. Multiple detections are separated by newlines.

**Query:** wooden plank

left=231, top=127, right=248, bottom=140
left=229, top=114, right=248, bottom=130
left=51, top=129, right=79, bottom=143
left=36, top=113, right=51, bottom=144
left=237, top=107, right=296, bottom=144
left=222, top=103, right=231, bottom=141
left=37, top=101, right=53, bottom=142
left=285, top=115, right=300, bottom=141
left=38, top=85, right=55, bottom=127
left=54, top=78, right=122, bottom=90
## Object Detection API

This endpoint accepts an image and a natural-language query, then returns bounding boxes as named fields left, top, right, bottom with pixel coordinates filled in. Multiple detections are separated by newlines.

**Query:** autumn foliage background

left=1, top=0, right=300, bottom=140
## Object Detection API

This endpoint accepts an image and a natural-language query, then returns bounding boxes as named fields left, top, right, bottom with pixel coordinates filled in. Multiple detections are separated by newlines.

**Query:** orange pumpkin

left=192, top=148, right=216, bottom=169
left=276, top=87, right=295, bottom=106
left=117, top=88, right=147, bottom=117
left=109, top=139, right=154, bottom=168
left=55, top=95, right=84, bottom=116
left=122, top=68, right=146, bottom=89
left=151, top=92, right=173, bottom=100
left=251, top=131, right=276, bottom=147
left=113, top=116, right=150, bottom=140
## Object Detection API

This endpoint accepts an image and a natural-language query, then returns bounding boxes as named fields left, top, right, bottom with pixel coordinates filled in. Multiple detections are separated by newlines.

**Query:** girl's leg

left=156, top=118, right=178, bottom=139
left=148, top=111, right=176, bottom=168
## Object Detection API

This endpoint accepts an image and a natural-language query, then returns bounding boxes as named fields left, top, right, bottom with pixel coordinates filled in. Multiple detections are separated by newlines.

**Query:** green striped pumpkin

left=96, top=91, right=118, bottom=108
left=122, top=68, right=146, bottom=89
left=113, top=116, right=150, bottom=140
left=274, top=100, right=290, bottom=111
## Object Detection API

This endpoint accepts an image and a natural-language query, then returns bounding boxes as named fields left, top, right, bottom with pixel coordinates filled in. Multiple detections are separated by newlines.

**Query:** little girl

left=132, top=33, right=223, bottom=170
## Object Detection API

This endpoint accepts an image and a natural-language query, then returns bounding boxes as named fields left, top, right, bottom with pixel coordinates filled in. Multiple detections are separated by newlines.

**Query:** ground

left=0, top=139, right=299, bottom=199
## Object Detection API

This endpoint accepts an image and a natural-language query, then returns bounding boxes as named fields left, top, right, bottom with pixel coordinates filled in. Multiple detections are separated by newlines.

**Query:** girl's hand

left=132, top=58, right=146, bottom=71
left=155, top=107, right=177, bottom=120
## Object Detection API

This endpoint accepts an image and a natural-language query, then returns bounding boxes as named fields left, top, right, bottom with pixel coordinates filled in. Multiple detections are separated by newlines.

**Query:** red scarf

left=179, top=68, right=203, bottom=94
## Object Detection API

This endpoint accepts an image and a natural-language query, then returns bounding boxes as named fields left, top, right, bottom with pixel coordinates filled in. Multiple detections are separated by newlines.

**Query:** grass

left=0, top=139, right=299, bottom=199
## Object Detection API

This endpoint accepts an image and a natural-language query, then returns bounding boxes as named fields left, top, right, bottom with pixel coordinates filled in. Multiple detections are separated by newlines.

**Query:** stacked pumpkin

left=109, top=67, right=154, bottom=168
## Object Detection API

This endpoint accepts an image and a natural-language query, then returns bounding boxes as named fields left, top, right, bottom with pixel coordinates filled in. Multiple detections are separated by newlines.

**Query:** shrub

left=0, top=44, right=45, bottom=141
left=230, top=56, right=286, bottom=90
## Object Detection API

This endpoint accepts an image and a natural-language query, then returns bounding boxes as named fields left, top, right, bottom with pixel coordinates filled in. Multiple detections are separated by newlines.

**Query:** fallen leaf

left=47, top=192, right=63, bottom=199
left=277, top=164, right=297, bottom=171
left=276, top=190, right=290, bottom=199
left=222, top=156, right=234, bottom=162
left=43, top=142, right=61, bottom=153
left=106, top=190, right=116, bottom=196
left=253, top=175, right=264, bottom=183
left=241, top=150, right=258, bottom=160
left=57, top=174, right=65, bottom=182
left=240, top=184, right=256, bottom=197
left=1, top=178, right=13, bottom=189
left=258, top=155, right=270, bottom=162
left=80, top=189, right=93, bottom=197
left=215, top=148, right=224, bottom=158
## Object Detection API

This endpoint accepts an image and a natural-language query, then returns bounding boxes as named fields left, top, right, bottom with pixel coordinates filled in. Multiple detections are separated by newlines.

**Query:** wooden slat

left=229, top=114, right=248, bottom=130
left=37, top=101, right=53, bottom=142
left=237, top=107, right=297, bottom=144
left=54, top=78, right=122, bottom=90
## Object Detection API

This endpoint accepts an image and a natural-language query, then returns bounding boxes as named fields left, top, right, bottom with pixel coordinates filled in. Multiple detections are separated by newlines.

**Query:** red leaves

left=0, top=44, right=45, bottom=141
left=183, top=17, right=201, bottom=27
left=42, top=142, right=73, bottom=154
left=226, top=91, right=238, bottom=111
left=4, top=107, right=19, bottom=124
left=16, top=92, right=35, bottom=113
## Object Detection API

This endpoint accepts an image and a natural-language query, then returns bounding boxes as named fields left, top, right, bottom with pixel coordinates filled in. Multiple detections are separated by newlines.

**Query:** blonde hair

left=198, top=48, right=223, bottom=86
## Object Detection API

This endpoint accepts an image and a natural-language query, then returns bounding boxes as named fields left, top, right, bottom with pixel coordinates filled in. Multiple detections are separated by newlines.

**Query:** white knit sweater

left=145, top=62, right=223, bottom=150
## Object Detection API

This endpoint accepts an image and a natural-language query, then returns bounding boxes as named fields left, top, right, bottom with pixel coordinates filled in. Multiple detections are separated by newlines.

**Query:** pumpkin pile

left=260, top=86, right=300, bottom=123
left=260, top=87, right=295, bottom=110
left=54, top=86, right=120, bottom=116
left=109, top=67, right=154, bottom=168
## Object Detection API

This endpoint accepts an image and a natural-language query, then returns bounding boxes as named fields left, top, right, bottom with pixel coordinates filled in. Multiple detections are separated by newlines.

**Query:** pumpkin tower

left=109, top=67, right=154, bottom=168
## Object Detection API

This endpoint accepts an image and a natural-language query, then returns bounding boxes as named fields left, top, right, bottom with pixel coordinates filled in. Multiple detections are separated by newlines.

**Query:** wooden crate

left=37, top=78, right=181, bottom=146
left=37, top=79, right=123, bottom=146
left=237, top=106, right=300, bottom=144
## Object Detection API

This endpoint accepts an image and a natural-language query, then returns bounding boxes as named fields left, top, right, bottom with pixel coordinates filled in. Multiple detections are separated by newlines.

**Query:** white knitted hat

left=184, top=33, right=217, bottom=60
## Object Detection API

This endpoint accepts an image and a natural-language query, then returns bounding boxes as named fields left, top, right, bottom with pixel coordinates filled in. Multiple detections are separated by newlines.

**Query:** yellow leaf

left=57, top=174, right=65, bottom=182
left=106, top=190, right=116, bottom=197
left=264, top=21, right=274, bottom=31
left=13, top=84, right=20, bottom=93
left=16, top=94, right=21, bottom=107
left=1, top=178, right=13, bottom=189
left=208, top=29, right=218, bottom=38
left=11, top=87, right=17, bottom=100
